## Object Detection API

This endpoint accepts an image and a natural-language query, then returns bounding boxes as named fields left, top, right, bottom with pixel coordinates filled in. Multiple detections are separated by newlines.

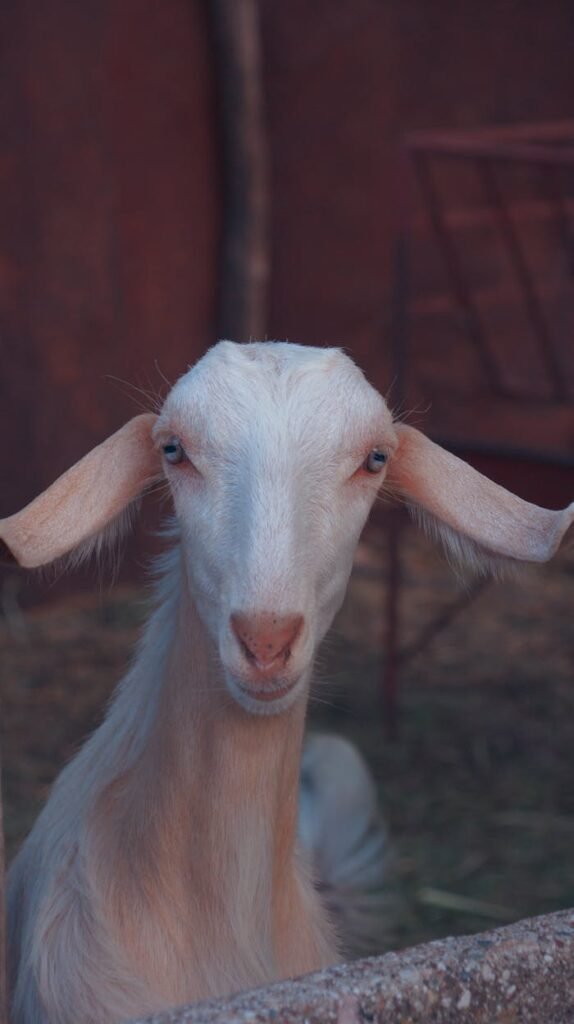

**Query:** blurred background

left=1, top=0, right=574, bottom=952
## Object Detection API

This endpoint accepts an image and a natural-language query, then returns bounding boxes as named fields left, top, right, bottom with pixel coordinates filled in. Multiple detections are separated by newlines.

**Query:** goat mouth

left=223, top=666, right=306, bottom=715
left=236, top=679, right=295, bottom=703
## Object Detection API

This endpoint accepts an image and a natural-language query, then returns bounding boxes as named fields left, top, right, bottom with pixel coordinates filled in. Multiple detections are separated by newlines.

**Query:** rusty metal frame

left=407, top=119, right=574, bottom=407
left=408, top=117, right=574, bottom=164
left=383, top=120, right=574, bottom=732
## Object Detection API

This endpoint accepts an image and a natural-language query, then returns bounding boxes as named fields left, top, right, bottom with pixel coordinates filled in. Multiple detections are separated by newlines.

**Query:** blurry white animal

left=1, top=341, right=572, bottom=1024
left=299, top=734, right=392, bottom=956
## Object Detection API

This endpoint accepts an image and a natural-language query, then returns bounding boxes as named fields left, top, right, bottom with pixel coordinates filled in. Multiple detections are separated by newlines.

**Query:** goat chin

left=225, top=670, right=308, bottom=716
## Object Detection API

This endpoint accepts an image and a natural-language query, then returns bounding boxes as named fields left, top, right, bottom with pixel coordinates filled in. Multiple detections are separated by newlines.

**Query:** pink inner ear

left=387, top=424, right=574, bottom=565
left=0, top=413, right=160, bottom=569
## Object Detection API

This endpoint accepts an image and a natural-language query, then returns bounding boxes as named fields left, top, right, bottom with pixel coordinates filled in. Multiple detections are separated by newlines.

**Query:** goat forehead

left=161, top=341, right=390, bottom=449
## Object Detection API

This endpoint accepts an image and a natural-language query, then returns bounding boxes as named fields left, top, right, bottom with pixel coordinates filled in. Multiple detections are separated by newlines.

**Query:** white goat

left=1, top=341, right=572, bottom=1024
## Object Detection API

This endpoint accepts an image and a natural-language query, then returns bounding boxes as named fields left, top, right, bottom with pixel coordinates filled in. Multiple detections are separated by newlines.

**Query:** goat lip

left=235, top=679, right=296, bottom=702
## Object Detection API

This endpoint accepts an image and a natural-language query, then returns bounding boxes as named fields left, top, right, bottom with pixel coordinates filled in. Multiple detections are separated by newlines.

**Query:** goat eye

left=364, top=449, right=387, bottom=474
left=162, top=438, right=185, bottom=465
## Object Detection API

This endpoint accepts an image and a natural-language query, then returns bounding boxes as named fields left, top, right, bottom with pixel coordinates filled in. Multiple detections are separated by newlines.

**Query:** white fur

left=8, top=343, right=397, bottom=1023
left=298, top=735, right=394, bottom=957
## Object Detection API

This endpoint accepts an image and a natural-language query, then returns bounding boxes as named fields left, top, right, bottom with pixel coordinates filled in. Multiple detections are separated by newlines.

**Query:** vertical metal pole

left=384, top=505, right=402, bottom=740
left=0, top=742, right=9, bottom=1024
left=384, top=204, right=409, bottom=738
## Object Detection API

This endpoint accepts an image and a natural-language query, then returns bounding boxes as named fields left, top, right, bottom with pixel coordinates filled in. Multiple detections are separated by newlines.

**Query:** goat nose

left=230, top=612, right=304, bottom=669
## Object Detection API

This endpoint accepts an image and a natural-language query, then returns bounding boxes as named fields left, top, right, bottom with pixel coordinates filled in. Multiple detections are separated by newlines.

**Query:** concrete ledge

left=131, top=908, right=574, bottom=1023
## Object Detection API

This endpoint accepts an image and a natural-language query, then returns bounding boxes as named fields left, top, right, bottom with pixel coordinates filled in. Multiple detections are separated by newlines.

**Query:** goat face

left=2, top=341, right=571, bottom=711
left=154, top=342, right=397, bottom=715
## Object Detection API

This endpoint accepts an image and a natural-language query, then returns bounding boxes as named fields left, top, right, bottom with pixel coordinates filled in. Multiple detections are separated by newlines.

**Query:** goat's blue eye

left=163, top=438, right=185, bottom=465
left=364, top=449, right=387, bottom=474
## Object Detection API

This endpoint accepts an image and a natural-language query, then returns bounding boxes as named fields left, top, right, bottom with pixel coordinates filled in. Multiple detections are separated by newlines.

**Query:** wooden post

left=209, top=0, right=271, bottom=342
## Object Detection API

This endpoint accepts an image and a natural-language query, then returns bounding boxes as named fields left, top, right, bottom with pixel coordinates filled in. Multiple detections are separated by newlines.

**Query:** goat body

left=2, top=341, right=573, bottom=1024
left=8, top=567, right=336, bottom=1023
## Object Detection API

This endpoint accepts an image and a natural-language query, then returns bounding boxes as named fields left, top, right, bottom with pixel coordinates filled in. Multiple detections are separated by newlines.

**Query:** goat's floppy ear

left=387, top=424, right=574, bottom=571
left=0, top=414, right=161, bottom=569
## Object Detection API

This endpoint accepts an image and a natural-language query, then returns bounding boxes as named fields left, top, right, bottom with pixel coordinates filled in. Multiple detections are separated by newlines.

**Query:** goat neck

left=87, top=549, right=332, bottom=1005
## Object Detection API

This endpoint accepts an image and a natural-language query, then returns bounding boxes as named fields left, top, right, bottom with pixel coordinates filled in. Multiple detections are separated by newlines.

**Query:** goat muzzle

left=230, top=611, right=304, bottom=678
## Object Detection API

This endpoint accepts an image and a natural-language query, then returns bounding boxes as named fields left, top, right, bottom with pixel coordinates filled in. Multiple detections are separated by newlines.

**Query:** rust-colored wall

left=260, top=0, right=574, bottom=387
left=259, top=1, right=397, bottom=376
left=0, top=0, right=220, bottom=517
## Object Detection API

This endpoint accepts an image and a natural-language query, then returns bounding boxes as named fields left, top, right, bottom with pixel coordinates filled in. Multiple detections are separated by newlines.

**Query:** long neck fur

left=53, top=546, right=335, bottom=1010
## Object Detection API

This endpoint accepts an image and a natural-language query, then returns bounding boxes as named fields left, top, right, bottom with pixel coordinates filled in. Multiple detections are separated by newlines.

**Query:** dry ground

left=1, top=521, right=573, bottom=952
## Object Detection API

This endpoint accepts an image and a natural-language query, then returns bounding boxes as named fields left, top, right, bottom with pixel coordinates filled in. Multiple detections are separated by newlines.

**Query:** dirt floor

left=1, top=520, right=573, bottom=953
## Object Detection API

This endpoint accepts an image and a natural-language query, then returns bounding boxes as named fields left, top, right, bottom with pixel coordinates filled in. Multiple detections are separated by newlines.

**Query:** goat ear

left=0, top=414, right=161, bottom=569
left=387, top=424, right=574, bottom=572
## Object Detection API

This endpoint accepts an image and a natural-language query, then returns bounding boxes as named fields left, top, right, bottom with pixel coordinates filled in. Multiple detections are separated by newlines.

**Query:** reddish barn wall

left=260, top=0, right=574, bottom=387
left=0, top=0, right=220, bottom=516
